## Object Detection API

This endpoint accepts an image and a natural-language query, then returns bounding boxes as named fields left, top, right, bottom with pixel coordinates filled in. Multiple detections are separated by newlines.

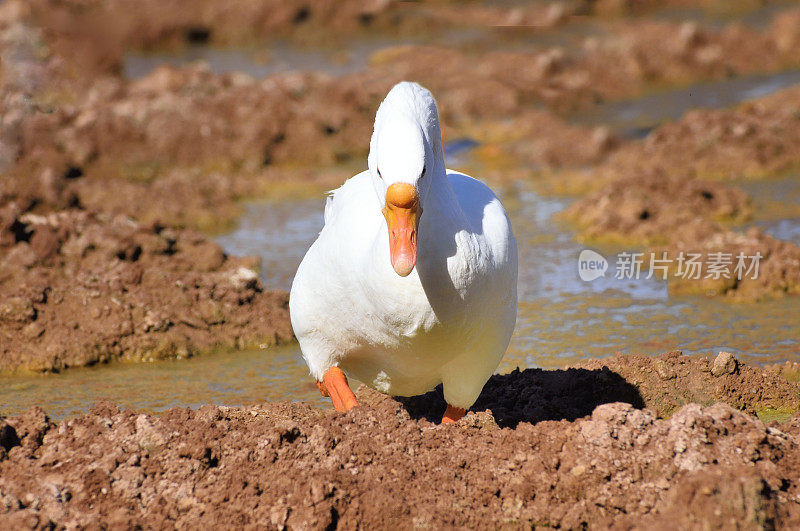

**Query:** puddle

left=216, top=198, right=324, bottom=290
left=124, top=42, right=375, bottom=80
left=736, top=174, right=800, bottom=245
left=121, top=17, right=605, bottom=82
left=9, top=26, right=800, bottom=420
left=580, top=69, right=800, bottom=138
left=123, top=28, right=491, bottom=81
left=753, top=218, right=800, bottom=244
left=0, top=345, right=326, bottom=421
left=3, top=149, right=798, bottom=420
left=443, top=138, right=481, bottom=167
left=652, top=1, right=799, bottom=31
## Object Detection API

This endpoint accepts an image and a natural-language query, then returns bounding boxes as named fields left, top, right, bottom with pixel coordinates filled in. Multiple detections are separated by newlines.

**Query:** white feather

left=289, top=82, right=518, bottom=409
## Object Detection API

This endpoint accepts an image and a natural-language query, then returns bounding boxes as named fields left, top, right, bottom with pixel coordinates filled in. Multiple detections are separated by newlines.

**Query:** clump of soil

left=561, top=83, right=800, bottom=300
left=10, top=64, right=379, bottom=178
left=563, top=171, right=750, bottom=245
left=17, top=0, right=576, bottom=78
left=1, top=352, right=798, bottom=528
left=0, top=204, right=293, bottom=373
left=465, top=110, right=623, bottom=172
left=599, top=84, right=800, bottom=183
left=6, top=2, right=800, bottom=234
left=660, top=228, right=800, bottom=300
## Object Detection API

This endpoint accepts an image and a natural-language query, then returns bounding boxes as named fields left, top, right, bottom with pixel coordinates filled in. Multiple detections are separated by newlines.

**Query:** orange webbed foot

left=318, top=367, right=358, bottom=412
left=441, top=404, right=466, bottom=424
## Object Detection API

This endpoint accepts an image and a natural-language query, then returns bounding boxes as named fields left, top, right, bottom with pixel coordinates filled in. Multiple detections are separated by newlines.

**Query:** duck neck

left=424, top=162, right=459, bottom=220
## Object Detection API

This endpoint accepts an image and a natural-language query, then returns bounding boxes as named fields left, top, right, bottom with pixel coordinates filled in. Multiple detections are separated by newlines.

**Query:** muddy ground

left=0, top=203, right=293, bottom=373
left=2, top=1, right=800, bottom=526
left=5, top=1, right=800, bottom=230
left=3, top=0, right=800, bottom=306
left=563, top=84, right=800, bottom=300
left=3, top=0, right=797, bottom=376
left=2, top=352, right=800, bottom=528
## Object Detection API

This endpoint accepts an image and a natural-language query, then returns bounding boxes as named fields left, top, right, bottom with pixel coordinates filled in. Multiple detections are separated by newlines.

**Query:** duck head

left=368, top=82, right=445, bottom=277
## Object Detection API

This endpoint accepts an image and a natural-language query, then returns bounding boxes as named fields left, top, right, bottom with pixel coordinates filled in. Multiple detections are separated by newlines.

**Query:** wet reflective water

left=580, top=69, right=800, bottom=138
left=123, top=29, right=490, bottom=81
left=5, top=33, right=800, bottom=420
left=3, top=144, right=799, bottom=420
left=738, top=176, right=800, bottom=231
left=125, top=42, right=375, bottom=79
left=653, top=1, right=799, bottom=30
left=0, top=345, right=327, bottom=421
left=755, top=218, right=800, bottom=243
left=216, top=176, right=800, bottom=377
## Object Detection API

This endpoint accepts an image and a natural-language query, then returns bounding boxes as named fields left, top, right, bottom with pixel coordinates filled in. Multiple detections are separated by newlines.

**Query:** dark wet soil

left=5, top=1, right=800, bottom=233
left=2, top=1, right=800, bottom=527
left=0, top=203, right=293, bottom=373
left=2, top=352, right=799, bottom=528
left=563, top=85, right=800, bottom=300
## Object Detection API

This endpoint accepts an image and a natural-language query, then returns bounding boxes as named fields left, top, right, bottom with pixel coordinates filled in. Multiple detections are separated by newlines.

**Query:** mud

left=0, top=203, right=293, bottom=373
left=563, top=172, right=750, bottom=245
left=5, top=1, right=800, bottom=232
left=661, top=228, right=800, bottom=300
left=595, top=84, right=800, bottom=185
left=562, top=82, right=800, bottom=300
left=1, top=351, right=799, bottom=528
left=1, top=6, right=798, bottom=527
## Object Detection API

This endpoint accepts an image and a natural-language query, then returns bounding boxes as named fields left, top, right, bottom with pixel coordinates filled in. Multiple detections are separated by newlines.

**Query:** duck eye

left=377, top=168, right=382, bottom=179
left=421, top=164, right=426, bottom=178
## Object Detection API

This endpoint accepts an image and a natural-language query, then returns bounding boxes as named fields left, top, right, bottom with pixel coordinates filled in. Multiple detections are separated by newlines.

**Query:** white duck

left=289, top=81, right=517, bottom=423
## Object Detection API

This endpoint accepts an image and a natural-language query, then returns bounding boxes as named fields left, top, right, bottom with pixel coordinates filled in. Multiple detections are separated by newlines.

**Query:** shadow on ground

left=395, top=366, right=645, bottom=428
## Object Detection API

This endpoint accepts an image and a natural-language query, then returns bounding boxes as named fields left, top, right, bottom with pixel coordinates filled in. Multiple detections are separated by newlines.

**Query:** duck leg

left=441, top=404, right=466, bottom=424
left=317, top=367, right=358, bottom=412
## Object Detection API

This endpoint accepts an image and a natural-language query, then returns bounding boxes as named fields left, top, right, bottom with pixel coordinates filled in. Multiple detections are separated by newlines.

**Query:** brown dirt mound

left=6, top=2, right=800, bottom=235
left=599, top=83, right=800, bottom=183
left=563, top=171, right=751, bottom=245
left=0, top=205, right=293, bottom=373
left=563, top=82, right=800, bottom=216
left=576, top=350, right=800, bottom=417
left=1, top=352, right=799, bottom=528
left=12, top=65, right=380, bottom=178
left=17, top=0, right=575, bottom=77
left=563, top=169, right=800, bottom=301
left=561, top=83, right=800, bottom=301
left=661, top=228, right=800, bottom=300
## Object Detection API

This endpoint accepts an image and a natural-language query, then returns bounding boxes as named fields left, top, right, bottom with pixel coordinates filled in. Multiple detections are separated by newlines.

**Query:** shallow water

left=732, top=174, right=800, bottom=249
left=4, top=144, right=799, bottom=420
left=216, top=177, right=800, bottom=377
left=580, top=69, right=800, bottom=138
left=0, top=345, right=327, bottom=421
left=6, top=29, right=800, bottom=420
left=123, top=29, right=490, bottom=81
left=124, top=42, right=375, bottom=80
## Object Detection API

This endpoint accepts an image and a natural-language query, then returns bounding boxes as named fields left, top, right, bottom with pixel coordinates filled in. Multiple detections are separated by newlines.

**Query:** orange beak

left=382, top=182, right=420, bottom=277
